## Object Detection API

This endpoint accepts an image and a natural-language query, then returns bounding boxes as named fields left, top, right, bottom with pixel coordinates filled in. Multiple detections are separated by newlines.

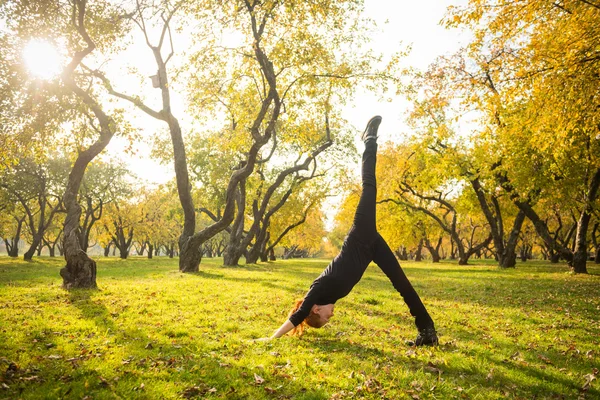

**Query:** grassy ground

left=0, top=256, right=599, bottom=400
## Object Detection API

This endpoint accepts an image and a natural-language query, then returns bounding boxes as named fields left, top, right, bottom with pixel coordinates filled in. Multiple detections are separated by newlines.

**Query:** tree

left=2, top=0, right=133, bottom=286
left=77, top=159, right=131, bottom=252
left=0, top=155, right=67, bottom=260
left=443, top=0, right=600, bottom=273
left=99, top=0, right=391, bottom=272
left=378, top=143, right=492, bottom=265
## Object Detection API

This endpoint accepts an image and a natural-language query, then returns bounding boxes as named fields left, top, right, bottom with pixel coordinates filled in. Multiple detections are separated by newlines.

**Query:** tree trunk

left=5, top=239, right=18, bottom=257
left=424, top=238, right=441, bottom=262
left=571, top=208, right=594, bottom=273
left=147, top=243, right=154, bottom=259
left=118, top=247, right=129, bottom=259
left=60, top=0, right=119, bottom=289
left=223, top=179, right=247, bottom=266
left=268, top=248, right=276, bottom=261
left=414, top=239, right=423, bottom=262
left=246, top=247, right=260, bottom=264
left=23, top=232, right=43, bottom=261
left=498, top=210, right=526, bottom=268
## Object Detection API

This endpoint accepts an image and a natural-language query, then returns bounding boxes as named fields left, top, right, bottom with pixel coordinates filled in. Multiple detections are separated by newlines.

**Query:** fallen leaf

left=538, top=354, right=553, bottom=365
left=581, top=369, right=598, bottom=392
left=425, top=362, right=442, bottom=375
left=254, top=373, right=265, bottom=385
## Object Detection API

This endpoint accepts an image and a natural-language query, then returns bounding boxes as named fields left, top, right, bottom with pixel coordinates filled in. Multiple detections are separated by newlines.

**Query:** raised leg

left=348, top=116, right=381, bottom=244
left=372, top=234, right=435, bottom=331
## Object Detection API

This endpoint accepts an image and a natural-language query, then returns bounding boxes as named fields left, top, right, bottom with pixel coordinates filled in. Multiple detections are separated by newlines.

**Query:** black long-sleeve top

left=289, top=235, right=373, bottom=326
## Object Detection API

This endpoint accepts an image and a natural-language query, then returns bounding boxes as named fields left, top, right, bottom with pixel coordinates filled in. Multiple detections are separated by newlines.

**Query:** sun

left=23, top=39, right=63, bottom=80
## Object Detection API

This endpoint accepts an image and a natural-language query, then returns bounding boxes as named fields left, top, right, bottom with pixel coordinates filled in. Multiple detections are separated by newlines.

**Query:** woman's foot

left=361, top=115, right=382, bottom=142
left=407, top=327, right=439, bottom=347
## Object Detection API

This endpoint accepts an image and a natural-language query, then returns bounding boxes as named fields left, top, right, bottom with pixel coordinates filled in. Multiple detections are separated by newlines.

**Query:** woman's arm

left=271, top=319, right=295, bottom=339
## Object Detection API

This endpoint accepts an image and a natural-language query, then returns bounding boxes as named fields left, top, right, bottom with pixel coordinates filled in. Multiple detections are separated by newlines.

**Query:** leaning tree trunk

left=59, top=0, right=118, bottom=289
left=498, top=210, right=526, bottom=269
left=60, top=154, right=104, bottom=289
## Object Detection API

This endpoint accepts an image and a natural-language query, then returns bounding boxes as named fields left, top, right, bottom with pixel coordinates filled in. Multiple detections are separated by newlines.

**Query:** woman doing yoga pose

left=268, top=116, right=438, bottom=346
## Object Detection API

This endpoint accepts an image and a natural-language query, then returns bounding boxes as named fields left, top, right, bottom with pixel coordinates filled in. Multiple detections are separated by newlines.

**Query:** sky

left=96, top=0, right=472, bottom=186
left=346, top=0, right=469, bottom=139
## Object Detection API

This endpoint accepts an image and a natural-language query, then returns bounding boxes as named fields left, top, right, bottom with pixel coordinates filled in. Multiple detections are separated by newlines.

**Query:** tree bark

left=498, top=210, right=526, bottom=268
left=59, top=0, right=119, bottom=289
left=5, top=215, right=25, bottom=257
left=424, top=237, right=442, bottom=262
left=223, top=179, right=247, bottom=266
left=470, top=177, right=526, bottom=268
left=414, top=239, right=424, bottom=262
left=147, top=243, right=154, bottom=259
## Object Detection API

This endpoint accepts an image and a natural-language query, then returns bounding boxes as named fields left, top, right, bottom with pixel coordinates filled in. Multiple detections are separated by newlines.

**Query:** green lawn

left=0, top=256, right=599, bottom=399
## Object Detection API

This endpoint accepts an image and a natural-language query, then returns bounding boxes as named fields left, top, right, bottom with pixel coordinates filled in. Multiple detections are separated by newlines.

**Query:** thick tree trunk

left=498, top=210, right=526, bottom=268
left=60, top=0, right=118, bottom=289
left=223, top=247, right=243, bottom=266
left=223, top=180, right=247, bottom=266
left=268, top=248, right=276, bottom=261
left=246, top=247, right=260, bottom=264
left=118, top=248, right=129, bottom=259
left=572, top=211, right=593, bottom=273
left=61, top=182, right=98, bottom=290
left=5, top=238, right=19, bottom=257
left=24, top=232, right=43, bottom=261
left=414, top=239, right=423, bottom=262
left=424, top=237, right=442, bottom=262
left=147, top=243, right=154, bottom=259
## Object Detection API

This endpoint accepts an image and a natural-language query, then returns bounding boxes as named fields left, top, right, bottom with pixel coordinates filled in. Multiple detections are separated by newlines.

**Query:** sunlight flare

left=23, top=39, right=62, bottom=80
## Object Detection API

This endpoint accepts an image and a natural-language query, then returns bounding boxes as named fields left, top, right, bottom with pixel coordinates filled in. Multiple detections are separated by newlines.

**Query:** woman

left=269, top=116, right=438, bottom=346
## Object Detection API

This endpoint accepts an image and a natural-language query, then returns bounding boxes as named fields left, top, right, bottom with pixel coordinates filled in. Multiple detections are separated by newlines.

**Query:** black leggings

left=348, top=140, right=434, bottom=330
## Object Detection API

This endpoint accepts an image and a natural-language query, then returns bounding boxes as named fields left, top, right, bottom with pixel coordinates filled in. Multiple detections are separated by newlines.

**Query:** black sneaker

left=361, top=115, right=382, bottom=142
left=407, top=327, right=438, bottom=347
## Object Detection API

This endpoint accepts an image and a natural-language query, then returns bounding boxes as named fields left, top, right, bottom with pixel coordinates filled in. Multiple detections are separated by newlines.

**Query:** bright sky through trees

left=16, top=1, right=469, bottom=185
left=23, top=39, right=63, bottom=80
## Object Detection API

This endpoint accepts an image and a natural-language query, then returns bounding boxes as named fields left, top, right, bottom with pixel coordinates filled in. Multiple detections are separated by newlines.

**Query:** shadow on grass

left=437, top=325, right=600, bottom=398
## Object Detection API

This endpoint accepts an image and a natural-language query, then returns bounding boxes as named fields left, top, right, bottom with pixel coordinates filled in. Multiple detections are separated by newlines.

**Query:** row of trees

left=0, top=156, right=328, bottom=261
left=1, top=0, right=394, bottom=288
left=329, top=0, right=600, bottom=273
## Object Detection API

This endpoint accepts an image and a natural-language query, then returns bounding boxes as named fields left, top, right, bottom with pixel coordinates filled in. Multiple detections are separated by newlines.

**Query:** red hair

left=287, top=299, right=322, bottom=336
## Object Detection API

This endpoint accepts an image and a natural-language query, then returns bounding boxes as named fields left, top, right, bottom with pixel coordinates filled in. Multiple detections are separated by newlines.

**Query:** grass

left=0, top=256, right=599, bottom=399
